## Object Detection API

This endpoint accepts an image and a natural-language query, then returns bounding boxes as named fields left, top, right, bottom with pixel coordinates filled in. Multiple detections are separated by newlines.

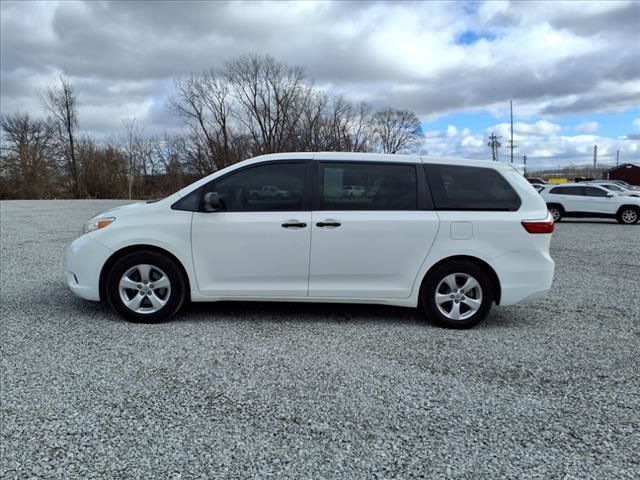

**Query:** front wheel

left=420, top=261, right=494, bottom=329
left=105, top=251, right=187, bottom=323
left=617, top=207, right=639, bottom=225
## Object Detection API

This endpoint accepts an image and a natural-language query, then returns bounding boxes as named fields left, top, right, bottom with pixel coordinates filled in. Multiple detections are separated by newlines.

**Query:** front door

left=192, top=161, right=311, bottom=297
left=580, top=186, right=617, bottom=214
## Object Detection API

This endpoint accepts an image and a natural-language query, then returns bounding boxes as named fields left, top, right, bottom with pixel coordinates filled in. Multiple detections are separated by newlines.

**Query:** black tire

left=420, top=261, right=494, bottom=329
left=105, top=251, right=187, bottom=323
left=617, top=206, right=639, bottom=225
left=547, top=204, right=563, bottom=222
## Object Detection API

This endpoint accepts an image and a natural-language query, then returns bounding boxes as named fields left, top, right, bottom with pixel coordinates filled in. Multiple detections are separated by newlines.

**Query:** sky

left=1, top=0, right=639, bottom=170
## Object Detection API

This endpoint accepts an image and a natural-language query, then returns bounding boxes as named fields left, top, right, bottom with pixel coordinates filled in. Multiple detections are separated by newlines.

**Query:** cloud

left=420, top=120, right=638, bottom=169
left=486, top=120, right=562, bottom=138
left=576, top=121, right=599, bottom=133
left=1, top=0, right=639, bottom=163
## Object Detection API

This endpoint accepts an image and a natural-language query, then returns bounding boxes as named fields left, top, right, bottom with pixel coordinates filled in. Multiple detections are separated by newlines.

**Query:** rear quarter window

left=424, top=164, right=521, bottom=211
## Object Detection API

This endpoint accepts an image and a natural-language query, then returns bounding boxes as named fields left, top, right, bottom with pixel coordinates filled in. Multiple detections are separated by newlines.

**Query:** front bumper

left=66, top=235, right=113, bottom=301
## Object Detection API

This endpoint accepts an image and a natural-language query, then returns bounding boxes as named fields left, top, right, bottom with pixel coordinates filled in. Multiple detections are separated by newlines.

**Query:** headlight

left=82, top=217, right=115, bottom=235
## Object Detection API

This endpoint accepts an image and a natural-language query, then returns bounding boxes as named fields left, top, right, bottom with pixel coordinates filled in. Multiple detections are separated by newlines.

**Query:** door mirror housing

left=606, top=192, right=614, bottom=198
left=203, top=192, right=224, bottom=212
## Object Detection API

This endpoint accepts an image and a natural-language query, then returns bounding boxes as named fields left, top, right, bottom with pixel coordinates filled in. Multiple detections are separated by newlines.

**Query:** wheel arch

left=546, top=202, right=564, bottom=212
left=419, top=255, right=502, bottom=305
left=99, top=244, right=192, bottom=302
left=616, top=204, right=639, bottom=215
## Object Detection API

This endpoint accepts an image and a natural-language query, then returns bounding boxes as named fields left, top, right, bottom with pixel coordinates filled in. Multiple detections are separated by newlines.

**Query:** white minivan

left=67, top=153, right=555, bottom=329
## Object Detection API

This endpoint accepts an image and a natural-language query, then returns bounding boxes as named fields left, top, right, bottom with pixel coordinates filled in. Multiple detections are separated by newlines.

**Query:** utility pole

left=593, top=144, right=597, bottom=170
left=523, top=154, right=527, bottom=176
left=508, top=100, right=517, bottom=163
left=487, top=132, right=502, bottom=161
left=616, top=150, right=619, bottom=166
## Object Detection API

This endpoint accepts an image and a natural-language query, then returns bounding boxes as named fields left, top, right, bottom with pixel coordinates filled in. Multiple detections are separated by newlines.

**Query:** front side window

left=318, top=162, right=417, bottom=210
left=425, top=164, right=521, bottom=211
left=582, top=186, right=608, bottom=197
left=204, top=162, right=307, bottom=212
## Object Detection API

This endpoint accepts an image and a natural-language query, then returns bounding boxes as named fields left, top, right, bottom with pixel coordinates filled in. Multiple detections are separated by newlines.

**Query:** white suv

left=67, top=153, right=555, bottom=329
left=540, top=183, right=640, bottom=224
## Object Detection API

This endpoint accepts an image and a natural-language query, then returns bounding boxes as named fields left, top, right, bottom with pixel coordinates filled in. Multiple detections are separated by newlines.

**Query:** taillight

left=522, top=216, right=555, bottom=234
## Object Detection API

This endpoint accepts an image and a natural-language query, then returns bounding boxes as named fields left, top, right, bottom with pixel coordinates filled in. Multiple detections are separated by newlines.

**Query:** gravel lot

left=1, top=200, right=639, bottom=479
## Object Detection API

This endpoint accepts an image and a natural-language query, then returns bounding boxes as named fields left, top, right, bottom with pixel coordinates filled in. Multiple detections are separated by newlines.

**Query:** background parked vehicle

left=589, top=179, right=640, bottom=191
left=526, top=177, right=546, bottom=185
left=343, top=185, right=366, bottom=197
left=540, top=183, right=640, bottom=224
left=586, top=181, right=640, bottom=197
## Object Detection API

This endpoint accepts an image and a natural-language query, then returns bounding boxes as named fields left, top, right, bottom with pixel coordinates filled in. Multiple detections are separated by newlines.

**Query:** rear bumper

left=66, top=235, right=113, bottom=301
left=492, top=251, right=555, bottom=305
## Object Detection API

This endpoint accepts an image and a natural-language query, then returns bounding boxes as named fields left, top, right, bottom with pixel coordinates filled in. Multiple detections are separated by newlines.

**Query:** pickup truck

left=249, top=185, right=290, bottom=199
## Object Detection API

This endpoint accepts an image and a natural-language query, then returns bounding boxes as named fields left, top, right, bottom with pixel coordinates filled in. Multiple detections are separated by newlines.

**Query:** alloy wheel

left=621, top=209, right=638, bottom=224
left=435, top=273, right=483, bottom=321
left=118, top=264, right=172, bottom=314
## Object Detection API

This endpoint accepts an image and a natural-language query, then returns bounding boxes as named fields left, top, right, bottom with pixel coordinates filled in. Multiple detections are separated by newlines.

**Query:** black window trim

left=173, top=158, right=434, bottom=213
left=312, top=160, right=431, bottom=211
left=171, top=160, right=313, bottom=212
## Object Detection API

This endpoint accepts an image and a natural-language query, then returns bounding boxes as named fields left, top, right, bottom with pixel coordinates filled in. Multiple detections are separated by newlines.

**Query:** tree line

left=1, top=55, right=423, bottom=200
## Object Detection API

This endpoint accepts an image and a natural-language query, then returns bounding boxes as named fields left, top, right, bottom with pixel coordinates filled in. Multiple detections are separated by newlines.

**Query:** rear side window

left=424, top=164, right=521, bottom=211
left=318, top=162, right=417, bottom=210
left=550, top=187, right=581, bottom=195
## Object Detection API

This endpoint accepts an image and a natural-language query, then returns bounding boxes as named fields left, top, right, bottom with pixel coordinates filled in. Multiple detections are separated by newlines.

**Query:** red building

left=607, top=163, right=640, bottom=186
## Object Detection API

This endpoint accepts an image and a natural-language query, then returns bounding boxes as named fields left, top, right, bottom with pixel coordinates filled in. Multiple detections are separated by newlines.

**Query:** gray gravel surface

left=1, top=200, right=639, bottom=479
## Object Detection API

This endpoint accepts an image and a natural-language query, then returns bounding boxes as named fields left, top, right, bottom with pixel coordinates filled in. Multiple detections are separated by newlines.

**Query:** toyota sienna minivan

left=67, top=152, right=555, bottom=329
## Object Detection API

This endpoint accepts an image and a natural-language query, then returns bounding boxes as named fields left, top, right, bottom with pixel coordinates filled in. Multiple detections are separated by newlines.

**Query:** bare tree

left=1, top=112, right=57, bottom=198
left=226, top=55, right=311, bottom=154
left=372, top=108, right=422, bottom=154
left=121, top=118, right=137, bottom=199
left=172, top=70, right=234, bottom=172
left=348, top=102, right=374, bottom=152
left=1, top=55, right=427, bottom=200
left=43, top=76, right=82, bottom=197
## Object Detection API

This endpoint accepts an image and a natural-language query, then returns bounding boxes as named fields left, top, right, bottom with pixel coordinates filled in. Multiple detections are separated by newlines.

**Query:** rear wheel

left=105, top=251, right=186, bottom=323
left=617, top=206, right=639, bottom=225
left=548, top=205, right=563, bottom=222
left=420, top=261, right=494, bottom=329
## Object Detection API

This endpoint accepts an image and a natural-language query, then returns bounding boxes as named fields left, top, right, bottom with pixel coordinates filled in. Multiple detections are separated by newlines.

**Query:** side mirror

left=606, top=192, right=614, bottom=198
left=203, top=192, right=224, bottom=212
